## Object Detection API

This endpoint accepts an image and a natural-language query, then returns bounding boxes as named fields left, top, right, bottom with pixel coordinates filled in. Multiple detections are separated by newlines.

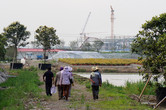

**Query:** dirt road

left=30, top=72, right=94, bottom=110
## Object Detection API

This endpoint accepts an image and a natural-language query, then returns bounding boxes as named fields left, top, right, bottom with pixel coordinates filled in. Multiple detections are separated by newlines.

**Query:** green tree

left=131, top=13, right=166, bottom=86
left=92, top=40, right=104, bottom=52
left=81, top=42, right=92, bottom=51
left=0, top=34, right=7, bottom=60
left=3, top=21, right=30, bottom=62
left=5, top=46, right=15, bottom=61
left=70, top=41, right=78, bottom=50
left=35, top=26, right=60, bottom=63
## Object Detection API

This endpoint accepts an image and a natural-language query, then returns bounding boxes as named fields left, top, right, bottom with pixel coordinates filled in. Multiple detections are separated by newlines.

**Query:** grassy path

left=37, top=72, right=94, bottom=110
left=37, top=72, right=154, bottom=110
left=0, top=69, right=162, bottom=109
left=37, top=72, right=108, bottom=110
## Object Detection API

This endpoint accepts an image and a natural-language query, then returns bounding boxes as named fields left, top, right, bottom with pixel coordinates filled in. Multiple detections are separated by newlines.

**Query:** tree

left=5, top=46, right=15, bottom=61
left=0, top=34, right=7, bottom=60
left=92, top=40, right=104, bottom=52
left=35, top=26, right=60, bottom=63
left=131, top=13, right=166, bottom=86
left=81, top=42, right=92, bottom=51
left=70, top=41, right=78, bottom=50
left=3, top=21, right=30, bottom=62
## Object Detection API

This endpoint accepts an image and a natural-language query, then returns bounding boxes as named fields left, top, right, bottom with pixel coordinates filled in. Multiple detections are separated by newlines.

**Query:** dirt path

left=34, top=72, right=94, bottom=110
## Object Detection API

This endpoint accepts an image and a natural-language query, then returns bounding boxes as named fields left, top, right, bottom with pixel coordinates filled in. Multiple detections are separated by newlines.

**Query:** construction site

left=78, top=6, right=134, bottom=52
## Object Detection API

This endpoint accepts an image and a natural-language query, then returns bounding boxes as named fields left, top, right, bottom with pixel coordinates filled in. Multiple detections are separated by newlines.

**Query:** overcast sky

left=0, top=0, right=166, bottom=46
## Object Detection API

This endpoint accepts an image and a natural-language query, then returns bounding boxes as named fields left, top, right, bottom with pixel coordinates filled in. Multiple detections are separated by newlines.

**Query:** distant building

left=100, top=37, right=134, bottom=52
left=17, top=48, right=64, bottom=59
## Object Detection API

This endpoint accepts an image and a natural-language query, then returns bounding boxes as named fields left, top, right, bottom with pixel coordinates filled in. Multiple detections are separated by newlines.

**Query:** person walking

left=55, top=67, right=63, bottom=100
left=90, top=66, right=102, bottom=100
left=43, top=67, right=54, bottom=96
left=60, top=66, right=72, bottom=101
left=68, top=66, right=74, bottom=97
left=95, top=66, right=102, bottom=83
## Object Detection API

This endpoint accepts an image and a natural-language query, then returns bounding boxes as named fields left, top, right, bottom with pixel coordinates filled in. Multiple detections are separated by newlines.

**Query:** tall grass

left=0, top=69, right=42, bottom=110
left=101, top=80, right=156, bottom=95
left=124, top=81, right=156, bottom=95
left=71, top=74, right=154, bottom=109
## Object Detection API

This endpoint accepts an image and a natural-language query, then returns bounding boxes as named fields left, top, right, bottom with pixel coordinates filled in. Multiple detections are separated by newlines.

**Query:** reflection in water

left=77, top=73, right=143, bottom=86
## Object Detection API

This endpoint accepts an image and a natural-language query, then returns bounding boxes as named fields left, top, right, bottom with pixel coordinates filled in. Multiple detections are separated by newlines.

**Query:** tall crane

left=110, top=5, right=114, bottom=40
left=80, top=12, right=91, bottom=41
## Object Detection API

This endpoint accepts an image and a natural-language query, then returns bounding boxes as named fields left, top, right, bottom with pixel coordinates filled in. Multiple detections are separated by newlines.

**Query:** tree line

left=0, top=21, right=105, bottom=62
left=0, top=21, right=60, bottom=61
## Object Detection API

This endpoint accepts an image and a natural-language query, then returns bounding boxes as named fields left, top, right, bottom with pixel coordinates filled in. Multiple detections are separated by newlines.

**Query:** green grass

left=89, top=81, right=155, bottom=110
left=72, top=75, right=155, bottom=110
left=0, top=69, right=42, bottom=110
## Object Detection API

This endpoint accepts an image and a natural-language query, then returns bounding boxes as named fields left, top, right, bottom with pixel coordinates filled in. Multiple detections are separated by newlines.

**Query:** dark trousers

left=92, top=85, right=99, bottom=100
left=69, top=84, right=72, bottom=97
left=58, top=85, right=63, bottom=99
left=62, top=85, right=70, bottom=100
left=45, top=83, right=52, bottom=96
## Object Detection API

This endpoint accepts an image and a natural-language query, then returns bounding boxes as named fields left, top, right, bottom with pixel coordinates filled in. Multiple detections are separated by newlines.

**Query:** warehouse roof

left=18, top=48, right=64, bottom=52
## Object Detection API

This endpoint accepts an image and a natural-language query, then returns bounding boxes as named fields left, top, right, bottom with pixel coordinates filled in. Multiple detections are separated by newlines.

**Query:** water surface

left=77, top=73, right=143, bottom=86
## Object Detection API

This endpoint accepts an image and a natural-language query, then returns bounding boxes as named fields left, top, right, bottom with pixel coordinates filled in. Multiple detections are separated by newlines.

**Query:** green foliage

left=35, top=26, right=60, bottom=50
left=0, top=70, right=42, bottom=110
left=5, top=46, right=15, bottom=61
left=0, top=34, right=7, bottom=60
left=35, top=26, right=60, bottom=63
left=3, top=21, right=30, bottom=47
left=70, top=41, right=78, bottom=50
left=85, top=82, right=91, bottom=89
left=103, top=69, right=118, bottom=73
left=73, top=75, right=153, bottom=109
left=80, top=94, right=85, bottom=104
left=131, top=13, right=166, bottom=85
left=124, top=81, right=156, bottom=95
left=3, top=21, right=30, bottom=62
left=81, top=42, right=92, bottom=51
left=27, top=66, right=38, bottom=71
left=92, top=40, right=104, bottom=52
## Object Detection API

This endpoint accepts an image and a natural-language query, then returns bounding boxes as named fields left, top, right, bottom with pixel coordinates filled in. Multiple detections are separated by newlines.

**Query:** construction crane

left=80, top=12, right=91, bottom=41
left=110, top=5, right=114, bottom=40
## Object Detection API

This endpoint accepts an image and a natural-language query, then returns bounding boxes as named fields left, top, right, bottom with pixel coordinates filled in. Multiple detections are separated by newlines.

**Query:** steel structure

left=110, top=5, right=115, bottom=40
left=80, top=12, right=91, bottom=41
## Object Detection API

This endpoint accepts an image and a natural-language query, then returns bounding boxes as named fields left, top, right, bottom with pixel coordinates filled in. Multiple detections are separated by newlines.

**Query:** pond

left=77, top=73, right=143, bottom=86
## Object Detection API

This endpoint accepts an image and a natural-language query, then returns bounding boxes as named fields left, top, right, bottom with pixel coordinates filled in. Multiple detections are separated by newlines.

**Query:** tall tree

left=70, top=41, right=78, bottom=50
left=35, top=26, right=60, bottom=63
left=3, top=21, right=30, bottom=62
left=92, top=40, right=104, bottom=52
left=81, top=42, right=92, bottom=51
left=59, top=40, right=65, bottom=48
left=5, top=46, right=15, bottom=61
left=0, top=34, right=7, bottom=60
left=131, top=13, right=166, bottom=86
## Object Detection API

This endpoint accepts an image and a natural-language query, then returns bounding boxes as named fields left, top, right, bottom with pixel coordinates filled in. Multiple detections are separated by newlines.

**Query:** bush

left=124, top=81, right=156, bottom=95
left=28, top=66, right=38, bottom=71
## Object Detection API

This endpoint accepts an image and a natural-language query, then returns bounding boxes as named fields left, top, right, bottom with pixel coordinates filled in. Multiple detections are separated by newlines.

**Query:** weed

left=81, top=94, right=85, bottom=104
left=0, top=70, right=42, bottom=109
